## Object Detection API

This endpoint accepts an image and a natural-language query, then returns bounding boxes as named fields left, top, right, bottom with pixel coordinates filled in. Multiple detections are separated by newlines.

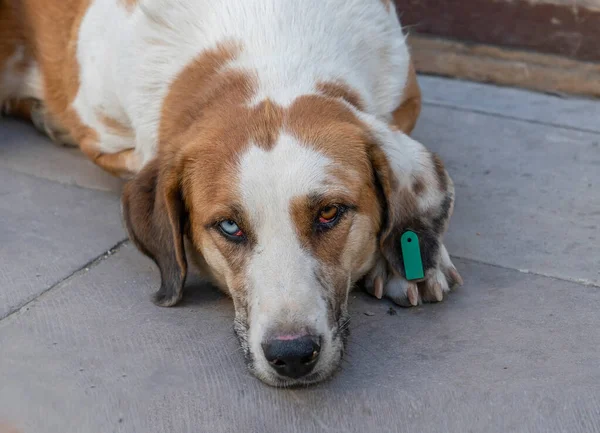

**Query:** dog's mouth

left=233, top=314, right=350, bottom=387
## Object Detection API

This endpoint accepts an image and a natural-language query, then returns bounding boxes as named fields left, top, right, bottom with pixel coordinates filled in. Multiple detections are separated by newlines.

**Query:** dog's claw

left=373, top=276, right=384, bottom=299
left=433, top=282, right=443, bottom=302
left=383, top=278, right=420, bottom=307
left=407, top=282, right=419, bottom=306
left=447, top=267, right=463, bottom=288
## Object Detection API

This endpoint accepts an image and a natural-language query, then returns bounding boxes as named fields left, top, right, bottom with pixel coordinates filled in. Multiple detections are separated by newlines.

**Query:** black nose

left=261, top=335, right=321, bottom=379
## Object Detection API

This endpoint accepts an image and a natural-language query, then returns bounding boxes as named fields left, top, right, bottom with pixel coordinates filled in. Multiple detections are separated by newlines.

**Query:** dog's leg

left=1, top=97, right=36, bottom=120
left=362, top=74, right=463, bottom=307
left=2, top=97, right=78, bottom=147
left=79, top=138, right=141, bottom=178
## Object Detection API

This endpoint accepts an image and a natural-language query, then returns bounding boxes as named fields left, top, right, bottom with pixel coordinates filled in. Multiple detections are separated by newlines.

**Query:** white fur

left=355, top=110, right=445, bottom=214
left=238, top=134, right=337, bottom=382
left=71, top=0, right=411, bottom=166
left=73, top=0, right=134, bottom=152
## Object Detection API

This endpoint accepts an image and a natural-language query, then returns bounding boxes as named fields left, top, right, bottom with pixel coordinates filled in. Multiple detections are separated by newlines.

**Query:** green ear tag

left=401, top=231, right=424, bottom=281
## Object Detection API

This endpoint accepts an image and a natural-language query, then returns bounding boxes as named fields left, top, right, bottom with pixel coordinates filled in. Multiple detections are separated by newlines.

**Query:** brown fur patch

left=89, top=110, right=138, bottom=175
left=390, top=61, right=422, bottom=135
left=159, top=42, right=250, bottom=143
left=0, top=2, right=22, bottom=66
left=412, top=176, right=426, bottom=196
left=1, top=97, right=36, bottom=119
left=431, top=153, right=448, bottom=192
left=0, top=1, right=33, bottom=101
left=95, top=148, right=139, bottom=178
left=154, top=43, right=284, bottom=293
left=97, top=111, right=134, bottom=138
left=12, top=0, right=98, bottom=148
left=316, top=80, right=364, bottom=111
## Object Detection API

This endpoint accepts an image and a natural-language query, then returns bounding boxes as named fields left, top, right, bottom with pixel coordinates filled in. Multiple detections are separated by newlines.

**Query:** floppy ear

left=121, top=158, right=187, bottom=307
left=365, top=115, right=454, bottom=281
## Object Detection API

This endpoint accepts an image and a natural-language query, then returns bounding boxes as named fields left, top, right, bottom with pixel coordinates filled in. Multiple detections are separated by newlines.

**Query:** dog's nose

left=261, top=335, right=321, bottom=379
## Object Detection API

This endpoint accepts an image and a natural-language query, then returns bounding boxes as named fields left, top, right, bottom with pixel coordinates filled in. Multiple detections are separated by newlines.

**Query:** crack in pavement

left=450, top=254, right=600, bottom=289
left=423, top=100, right=600, bottom=136
left=0, top=239, right=129, bottom=323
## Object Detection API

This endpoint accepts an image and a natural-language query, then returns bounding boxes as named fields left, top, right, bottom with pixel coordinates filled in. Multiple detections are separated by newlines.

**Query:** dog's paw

left=151, top=285, right=183, bottom=307
left=418, top=243, right=463, bottom=304
left=29, top=100, right=77, bottom=147
left=365, top=244, right=462, bottom=307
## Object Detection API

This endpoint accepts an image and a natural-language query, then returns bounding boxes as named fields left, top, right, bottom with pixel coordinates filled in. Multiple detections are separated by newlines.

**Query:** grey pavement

left=1, top=76, right=599, bottom=433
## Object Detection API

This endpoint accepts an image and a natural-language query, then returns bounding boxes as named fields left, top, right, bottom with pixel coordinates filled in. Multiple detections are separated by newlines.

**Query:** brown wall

left=395, top=0, right=600, bottom=62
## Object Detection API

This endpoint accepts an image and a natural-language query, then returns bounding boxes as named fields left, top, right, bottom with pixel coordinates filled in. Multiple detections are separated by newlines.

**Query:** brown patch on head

left=316, top=80, right=364, bottom=111
left=159, top=42, right=251, bottom=143
left=175, top=96, right=284, bottom=293
left=154, top=42, right=290, bottom=295
left=247, top=99, right=284, bottom=147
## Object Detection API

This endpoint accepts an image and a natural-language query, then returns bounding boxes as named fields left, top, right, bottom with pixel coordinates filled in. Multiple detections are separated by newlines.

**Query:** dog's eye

left=319, top=205, right=339, bottom=223
left=317, top=205, right=345, bottom=229
left=218, top=220, right=244, bottom=240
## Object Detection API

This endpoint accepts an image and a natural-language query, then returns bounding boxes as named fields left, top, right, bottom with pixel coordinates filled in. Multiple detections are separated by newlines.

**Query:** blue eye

left=218, top=220, right=244, bottom=240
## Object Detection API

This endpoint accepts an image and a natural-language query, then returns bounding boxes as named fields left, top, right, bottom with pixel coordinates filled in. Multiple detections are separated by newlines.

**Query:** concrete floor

left=1, top=76, right=599, bottom=433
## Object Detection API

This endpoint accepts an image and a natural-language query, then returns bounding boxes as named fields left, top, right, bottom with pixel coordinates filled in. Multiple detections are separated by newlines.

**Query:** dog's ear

left=121, top=157, right=187, bottom=307
left=364, top=115, right=454, bottom=280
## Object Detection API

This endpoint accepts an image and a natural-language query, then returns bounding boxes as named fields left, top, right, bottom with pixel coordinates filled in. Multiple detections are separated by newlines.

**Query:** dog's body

left=1, top=0, right=420, bottom=175
left=1, top=0, right=462, bottom=386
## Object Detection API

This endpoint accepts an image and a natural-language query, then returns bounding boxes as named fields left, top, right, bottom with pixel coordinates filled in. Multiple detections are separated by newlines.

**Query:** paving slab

left=420, top=75, right=600, bottom=133
left=0, top=118, right=123, bottom=193
left=0, top=168, right=126, bottom=319
left=1, top=244, right=599, bottom=433
left=413, top=104, right=600, bottom=286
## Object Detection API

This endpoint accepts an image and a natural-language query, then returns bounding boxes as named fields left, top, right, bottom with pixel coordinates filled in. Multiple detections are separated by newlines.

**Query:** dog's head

left=121, top=50, right=453, bottom=386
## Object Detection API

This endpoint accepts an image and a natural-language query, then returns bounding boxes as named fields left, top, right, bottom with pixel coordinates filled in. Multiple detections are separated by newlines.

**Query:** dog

left=1, top=0, right=462, bottom=386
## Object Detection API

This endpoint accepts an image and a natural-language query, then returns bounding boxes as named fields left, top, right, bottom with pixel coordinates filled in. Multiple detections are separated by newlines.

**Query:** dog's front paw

left=29, top=100, right=77, bottom=147
left=365, top=244, right=462, bottom=307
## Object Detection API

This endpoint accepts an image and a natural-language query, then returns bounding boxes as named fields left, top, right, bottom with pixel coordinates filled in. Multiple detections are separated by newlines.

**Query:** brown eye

left=318, top=205, right=339, bottom=224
